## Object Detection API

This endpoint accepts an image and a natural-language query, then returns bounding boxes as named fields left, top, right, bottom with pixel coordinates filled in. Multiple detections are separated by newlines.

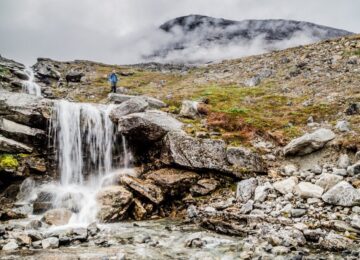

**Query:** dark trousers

left=111, top=82, right=117, bottom=93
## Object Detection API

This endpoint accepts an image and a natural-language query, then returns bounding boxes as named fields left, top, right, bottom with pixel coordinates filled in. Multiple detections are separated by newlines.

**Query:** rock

left=71, top=228, right=88, bottom=241
left=42, top=208, right=73, bottom=226
left=273, top=177, right=298, bottom=195
left=118, top=110, right=183, bottom=142
left=345, top=103, right=360, bottom=115
left=254, top=182, right=272, bottom=202
left=291, top=209, right=307, bottom=218
left=179, top=100, right=200, bottom=118
left=187, top=205, right=198, bottom=219
left=295, top=182, right=324, bottom=198
left=350, top=214, right=360, bottom=229
left=322, top=181, right=360, bottom=206
left=65, top=71, right=84, bottom=83
left=120, top=175, right=163, bottom=204
left=26, top=230, right=43, bottom=241
left=266, top=228, right=306, bottom=247
left=2, top=240, right=19, bottom=251
left=33, top=191, right=55, bottom=214
left=311, top=164, right=323, bottom=174
left=190, top=179, right=219, bottom=196
left=96, top=185, right=133, bottom=223
left=333, top=168, right=347, bottom=176
left=133, top=198, right=147, bottom=220
left=11, top=69, right=29, bottom=80
left=303, top=228, right=326, bottom=242
left=25, top=219, right=42, bottom=230
left=280, top=164, right=298, bottom=176
left=353, top=206, right=360, bottom=214
left=239, top=200, right=254, bottom=214
left=145, top=168, right=199, bottom=196
left=9, top=232, right=32, bottom=245
left=347, top=161, right=360, bottom=176
left=41, top=237, right=59, bottom=249
left=108, top=93, right=166, bottom=108
left=109, top=97, right=149, bottom=122
left=244, top=76, right=261, bottom=87
left=0, top=134, right=33, bottom=153
left=283, top=128, right=336, bottom=156
left=17, top=177, right=36, bottom=201
left=320, top=232, right=352, bottom=251
left=336, top=120, right=350, bottom=132
left=226, top=147, right=267, bottom=174
left=338, top=154, right=350, bottom=169
left=161, top=131, right=228, bottom=173
left=87, top=222, right=99, bottom=236
left=315, top=173, right=343, bottom=191
left=236, top=178, right=258, bottom=202
left=34, top=60, right=61, bottom=80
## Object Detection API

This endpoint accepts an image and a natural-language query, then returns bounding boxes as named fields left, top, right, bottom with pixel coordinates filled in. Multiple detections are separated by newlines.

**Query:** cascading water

left=23, top=67, right=42, bottom=97
left=38, top=100, right=132, bottom=225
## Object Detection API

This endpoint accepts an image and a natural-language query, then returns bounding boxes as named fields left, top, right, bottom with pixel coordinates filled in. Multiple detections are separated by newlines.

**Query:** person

left=108, top=70, right=118, bottom=93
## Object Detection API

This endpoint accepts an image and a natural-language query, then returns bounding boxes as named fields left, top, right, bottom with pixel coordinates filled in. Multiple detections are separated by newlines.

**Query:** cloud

left=0, top=0, right=358, bottom=65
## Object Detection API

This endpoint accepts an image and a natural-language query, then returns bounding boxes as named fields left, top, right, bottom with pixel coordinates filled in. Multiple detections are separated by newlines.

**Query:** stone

left=333, top=168, right=347, bottom=176
left=133, top=198, right=147, bottom=221
left=108, top=93, right=166, bottom=108
left=26, top=230, right=43, bottom=241
left=303, top=229, right=326, bottom=242
left=42, top=208, right=72, bottom=226
left=109, top=97, right=149, bottom=122
left=347, top=161, right=360, bottom=176
left=244, top=76, right=261, bottom=87
left=226, top=147, right=267, bottom=174
left=338, top=154, right=350, bottom=169
left=12, top=69, right=29, bottom=80
left=87, top=222, right=100, bottom=236
left=353, top=206, right=360, bottom=214
left=295, top=182, right=324, bottom=198
left=9, top=232, right=32, bottom=245
left=120, top=175, right=163, bottom=204
left=236, top=178, right=258, bottom=202
left=118, top=110, right=183, bottom=142
left=187, top=205, right=198, bottom=219
left=16, top=177, right=36, bottom=201
left=190, top=179, right=219, bottom=196
left=311, top=164, right=323, bottom=174
left=33, top=191, right=55, bottom=214
left=350, top=214, right=360, bottom=229
left=179, top=100, right=200, bottom=118
left=25, top=220, right=42, bottom=230
left=315, top=173, right=343, bottom=191
left=2, top=240, right=19, bottom=251
left=96, top=185, right=133, bottom=223
left=239, top=200, right=254, bottom=214
left=145, top=168, right=199, bottom=196
left=273, top=177, right=298, bottom=195
left=71, top=228, right=88, bottom=241
left=41, top=237, right=59, bottom=249
left=280, top=164, right=297, bottom=176
left=161, top=131, right=228, bottom=173
left=336, top=120, right=350, bottom=132
left=322, top=181, right=360, bottom=206
left=283, top=128, right=336, bottom=156
left=291, top=209, right=307, bottom=218
left=65, top=71, right=84, bottom=83
left=320, top=232, right=352, bottom=251
left=0, top=134, right=33, bottom=153
left=254, top=182, right=272, bottom=202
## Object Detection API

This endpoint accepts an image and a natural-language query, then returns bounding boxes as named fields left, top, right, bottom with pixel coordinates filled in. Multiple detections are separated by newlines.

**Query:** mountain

left=146, top=15, right=353, bottom=63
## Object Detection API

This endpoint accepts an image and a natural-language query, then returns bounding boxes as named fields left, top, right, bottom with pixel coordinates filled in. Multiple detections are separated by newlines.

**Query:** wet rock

left=236, top=178, right=257, bottom=202
left=24, top=157, right=47, bottom=173
left=9, top=232, right=32, bottom=245
left=226, top=147, right=267, bottom=174
left=283, top=128, right=336, bottom=156
left=190, top=179, right=219, bottom=196
left=161, top=131, right=228, bottom=173
left=96, top=185, right=133, bottom=223
left=179, top=100, right=200, bottom=119
left=109, top=97, right=149, bottom=122
left=295, top=182, right=324, bottom=198
left=26, top=230, right=43, bottom=241
left=2, top=240, right=19, bottom=251
left=11, top=69, right=29, bottom=80
left=320, top=232, right=352, bottom=251
left=120, top=175, right=163, bottom=204
left=338, top=154, right=350, bottom=169
left=315, top=173, right=343, bottom=191
left=186, top=237, right=206, bottom=248
left=0, top=134, right=33, bottom=153
left=322, top=181, right=360, bottom=206
left=118, top=110, right=183, bottom=142
left=273, top=177, right=298, bottom=195
left=87, top=222, right=100, bottom=236
left=42, top=208, right=73, bottom=226
left=16, top=177, right=36, bottom=201
left=33, top=191, right=55, bottom=214
left=145, top=168, right=199, bottom=196
left=71, top=228, right=88, bottom=241
left=41, top=237, right=59, bottom=249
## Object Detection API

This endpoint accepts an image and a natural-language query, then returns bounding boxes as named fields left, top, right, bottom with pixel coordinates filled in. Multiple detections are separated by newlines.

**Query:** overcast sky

left=0, top=0, right=358, bottom=65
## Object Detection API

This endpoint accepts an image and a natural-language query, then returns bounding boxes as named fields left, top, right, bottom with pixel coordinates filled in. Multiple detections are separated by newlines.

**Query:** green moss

left=0, top=154, right=19, bottom=170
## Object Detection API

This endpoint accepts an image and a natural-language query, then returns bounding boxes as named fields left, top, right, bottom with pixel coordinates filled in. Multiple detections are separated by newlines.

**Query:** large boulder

left=118, top=110, right=183, bottom=142
left=0, top=135, right=33, bottom=153
left=295, top=182, right=324, bottom=198
left=322, top=181, right=360, bottom=206
left=42, top=208, right=72, bottom=226
left=108, top=93, right=166, bottom=109
left=65, top=71, right=84, bottom=83
left=226, top=147, right=267, bottom=174
left=315, top=173, right=343, bottom=191
left=120, top=175, right=163, bottom=204
left=161, top=131, right=228, bottom=173
left=109, top=97, right=148, bottom=122
left=283, top=128, right=336, bottom=156
left=0, top=91, right=51, bottom=129
left=145, top=168, right=199, bottom=196
left=96, top=185, right=133, bottom=223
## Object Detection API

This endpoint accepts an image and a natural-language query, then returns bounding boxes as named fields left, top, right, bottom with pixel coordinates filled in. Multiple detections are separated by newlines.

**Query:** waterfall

left=23, top=67, right=42, bottom=97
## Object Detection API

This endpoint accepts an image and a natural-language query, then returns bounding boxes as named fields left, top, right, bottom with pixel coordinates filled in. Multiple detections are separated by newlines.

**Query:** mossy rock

left=0, top=154, right=19, bottom=170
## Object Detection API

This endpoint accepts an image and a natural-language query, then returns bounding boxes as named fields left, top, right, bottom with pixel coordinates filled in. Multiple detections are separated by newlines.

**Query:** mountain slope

left=146, top=15, right=353, bottom=63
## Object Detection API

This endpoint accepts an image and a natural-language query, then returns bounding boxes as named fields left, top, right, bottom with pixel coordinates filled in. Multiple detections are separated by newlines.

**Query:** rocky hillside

left=146, top=15, right=353, bottom=62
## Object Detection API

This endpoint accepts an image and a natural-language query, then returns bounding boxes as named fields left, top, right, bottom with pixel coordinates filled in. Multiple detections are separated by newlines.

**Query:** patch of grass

left=0, top=154, right=19, bottom=170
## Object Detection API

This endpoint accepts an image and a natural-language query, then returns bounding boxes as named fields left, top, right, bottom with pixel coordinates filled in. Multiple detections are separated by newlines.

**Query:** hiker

left=108, top=70, right=118, bottom=93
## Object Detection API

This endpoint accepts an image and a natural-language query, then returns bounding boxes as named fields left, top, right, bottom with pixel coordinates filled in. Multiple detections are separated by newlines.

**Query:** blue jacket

left=109, top=73, right=118, bottom=83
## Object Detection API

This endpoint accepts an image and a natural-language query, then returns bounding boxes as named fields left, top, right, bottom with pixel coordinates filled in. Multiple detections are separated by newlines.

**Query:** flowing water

left=23, top=68, right=42, bottom=97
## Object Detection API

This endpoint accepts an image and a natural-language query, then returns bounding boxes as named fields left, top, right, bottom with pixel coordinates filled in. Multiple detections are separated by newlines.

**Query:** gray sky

left=0, top=0, right=358, bottom=65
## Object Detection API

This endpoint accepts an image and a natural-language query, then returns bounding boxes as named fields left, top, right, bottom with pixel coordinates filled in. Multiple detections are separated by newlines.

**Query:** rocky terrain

left=0, top=34, right=360, bottom=259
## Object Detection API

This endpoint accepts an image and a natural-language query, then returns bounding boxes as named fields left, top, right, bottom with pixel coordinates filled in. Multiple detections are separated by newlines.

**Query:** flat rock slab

left=0, top=134, right=33, bottom=153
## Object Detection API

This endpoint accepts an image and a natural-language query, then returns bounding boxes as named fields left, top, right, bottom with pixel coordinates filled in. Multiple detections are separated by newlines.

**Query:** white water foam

left=23, top=67, right=42, bottom=97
